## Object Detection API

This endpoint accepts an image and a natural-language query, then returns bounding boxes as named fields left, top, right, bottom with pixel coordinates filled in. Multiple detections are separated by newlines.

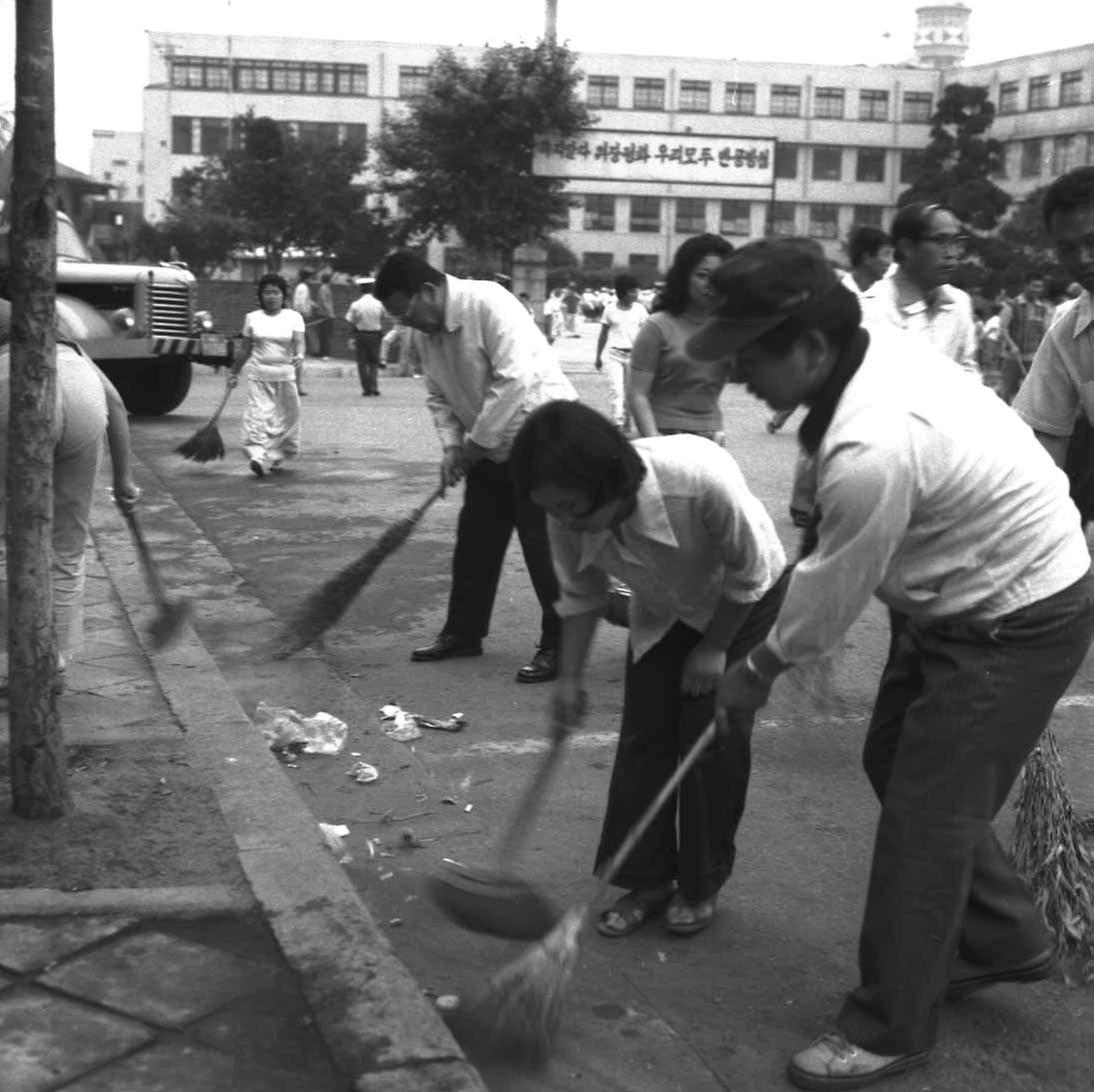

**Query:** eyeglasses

left=923, top=233, right=967, bottom=250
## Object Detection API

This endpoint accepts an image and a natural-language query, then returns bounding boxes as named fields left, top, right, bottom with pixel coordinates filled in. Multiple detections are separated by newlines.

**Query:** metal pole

left=545, top=0, right=558, bottom=44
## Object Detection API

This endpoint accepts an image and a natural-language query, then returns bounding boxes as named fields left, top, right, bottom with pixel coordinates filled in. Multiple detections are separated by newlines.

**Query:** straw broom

left=270, top=483, right=445, bottom=659
left=445, top=721, right=719, bottom=1064
left=175, top=383, right=233, bottom=463
left=1012, top=728, right=1094, bottom=983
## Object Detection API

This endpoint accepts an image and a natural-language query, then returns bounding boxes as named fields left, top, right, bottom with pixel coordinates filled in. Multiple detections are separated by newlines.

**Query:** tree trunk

left=8, top=0, right=67, bottom=817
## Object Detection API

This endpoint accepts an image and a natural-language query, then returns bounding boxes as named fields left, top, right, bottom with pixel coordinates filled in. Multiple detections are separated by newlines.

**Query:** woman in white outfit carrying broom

left=228, top=272, right=306, bottom=478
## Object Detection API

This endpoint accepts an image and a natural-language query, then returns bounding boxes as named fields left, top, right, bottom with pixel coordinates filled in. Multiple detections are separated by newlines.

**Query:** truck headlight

left=194, top=310, right=215, bottom=333
left=109, top=307, right=136, bottom=332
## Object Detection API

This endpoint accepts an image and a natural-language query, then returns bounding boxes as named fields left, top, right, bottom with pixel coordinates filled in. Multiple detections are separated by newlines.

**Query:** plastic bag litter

left=255, top=701, right=348, bottom=755
left=349, top=760, right=380, bottom=784
left=318, top=822, right=352, bottom=863
left=379, top=702, right=467, bottom=737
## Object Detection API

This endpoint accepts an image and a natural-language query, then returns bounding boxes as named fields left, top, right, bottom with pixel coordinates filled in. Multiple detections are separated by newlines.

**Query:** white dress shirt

left=549, top=435, right=787, bottom=661
left=406, top=276, right=577, bottom=460
left=765, top=326, right=1089, bottom=667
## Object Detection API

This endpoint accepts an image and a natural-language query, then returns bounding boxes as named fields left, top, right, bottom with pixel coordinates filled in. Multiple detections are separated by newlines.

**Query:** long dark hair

left=655, top=233, right=734, bottom=315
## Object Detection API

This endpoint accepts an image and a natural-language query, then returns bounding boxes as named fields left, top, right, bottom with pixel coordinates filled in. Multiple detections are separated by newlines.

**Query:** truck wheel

left=104, top=361, right=193, bottom=416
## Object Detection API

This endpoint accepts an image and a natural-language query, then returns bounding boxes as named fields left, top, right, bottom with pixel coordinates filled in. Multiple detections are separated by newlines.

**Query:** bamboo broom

left=444, top=721, right=719, bottom=1065
left=1012, top=728, right=1094, bottom=984
left=271, top=483, right=446, bottom=659
left=175, top=382, right=233, bottom=463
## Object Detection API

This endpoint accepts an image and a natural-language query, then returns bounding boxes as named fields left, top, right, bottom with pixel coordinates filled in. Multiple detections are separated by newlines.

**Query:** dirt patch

left=0, top=741, right=244, bottom=891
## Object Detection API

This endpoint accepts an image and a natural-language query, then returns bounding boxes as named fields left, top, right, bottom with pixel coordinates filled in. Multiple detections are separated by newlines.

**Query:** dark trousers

left=594, top=569, right=790, bottom=901
left=315, top=316, right=334, bottom=357
left=443, top=457, right=560, bottom=649
left=354, top=331, right=382, bottom=394
left=839, top=569, right=1094, bottom=1056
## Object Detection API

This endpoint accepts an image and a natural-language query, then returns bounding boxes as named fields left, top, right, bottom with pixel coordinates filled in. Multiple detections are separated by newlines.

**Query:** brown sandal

left=596, top=884, right=676, bottom=938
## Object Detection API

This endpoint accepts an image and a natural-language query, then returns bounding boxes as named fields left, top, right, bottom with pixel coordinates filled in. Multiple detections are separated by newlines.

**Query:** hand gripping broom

left=175, top=383, right=233, bottom=463
left=271, top=483, right=446, bottom=659
left=444, top=720, right=719, bottom=1065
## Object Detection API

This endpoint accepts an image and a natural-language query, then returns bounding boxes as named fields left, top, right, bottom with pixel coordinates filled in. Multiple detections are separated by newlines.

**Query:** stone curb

left=89, top=487, right=487, bottom=1092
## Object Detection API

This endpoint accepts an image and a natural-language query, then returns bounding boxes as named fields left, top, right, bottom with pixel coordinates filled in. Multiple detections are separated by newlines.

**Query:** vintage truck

left=0, top=209, right=232, bottom=415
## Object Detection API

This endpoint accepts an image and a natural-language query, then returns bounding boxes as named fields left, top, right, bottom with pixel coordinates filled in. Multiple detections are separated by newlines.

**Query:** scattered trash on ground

left=255, top=701, right=348, bottom=756
left=379, top=702, right=467, bottom=739
left=348, top=760, right=380, bottom=784
left=318, top=822, right=352, bottom=863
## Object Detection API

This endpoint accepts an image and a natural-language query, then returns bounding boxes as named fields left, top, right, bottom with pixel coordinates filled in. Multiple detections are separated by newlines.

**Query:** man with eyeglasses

left=373, top=250, right=577, bottom=684
left=860, top=202, right=979, bottom=375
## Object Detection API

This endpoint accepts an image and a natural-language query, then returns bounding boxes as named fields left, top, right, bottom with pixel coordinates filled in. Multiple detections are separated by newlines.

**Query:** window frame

left=1028, top=75, right=1050, bottom=111
left=724, top=82, right=756, bottom=115
left=678, top=79, right=712, bottom=113
left=586, top=75, right=620, bottom=109
left=998, top=81, right=1019, bottom=115
left=1060, top=70, right=1084, bottom=108
left=770, top=84, right=802, bottom=117
left=629, top=195, right=662, bottom=233
left=814, top=87, right=845, bottom=120
left=674, top=196, right=707, bottom=235
left=583, top=193, right=616, bottom=232
left=720, top=199, right=751, bottom=235
left=902, top=91, right=932, bottom=123
left=808, top=203, right=840, bottom=240
left=855, top=147, right=886, bottom=183
left=811, top=145, right=843, bottom=182
left=399, top=65, right=432, bottom=99
left=633, top=77, right=666, bottom=111
left=774, top=143, right=799, bottom=180
left=859, top=89, right=890, bottom=121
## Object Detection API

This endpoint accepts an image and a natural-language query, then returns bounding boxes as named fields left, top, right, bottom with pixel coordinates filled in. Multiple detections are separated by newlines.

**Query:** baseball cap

left=687, top=238, right=843, bottom=363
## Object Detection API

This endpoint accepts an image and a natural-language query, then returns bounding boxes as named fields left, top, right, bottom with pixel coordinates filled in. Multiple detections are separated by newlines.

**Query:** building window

left=774, top=143, right=799, bottom=179
left=859, top=89, right=889, bottom=121
left=998, top=81, right=1019, bottom=115
left=903, top=91, right=933, bottom=122
left=399, top=66, right=431, bottom=99
left=582, top=252, right=614, bottom=272
left=809, top=204, right=840, bottom=239
left=343, top=123, right=367, bottom=146
left=169, top=56, right=229, bottom=90
left=679, top=80, right=711, bottom=112
left=235, top=59, right=270, bottom=92
left=1060, top=70, right=1084, bottom=107
left=628, top=254, right=661, bottom=281
left=724, top=82, right=756, bottom=115
left=900, top=149, right=925, bottom=184
left=336, top=65, right=369, bottom=96
left=302, top=64, right=336, bottom=95
left=855, top=147, right=885, bottom=183
left=769, top=202, right=797, bottom=236
left=770, top=84, right=801, bottom=117
left=137, top=184, right=144, bottom=200
left=171, top=116, right=194, bottom=155
left=583, top=194, right=616, bottom=231
left=633, top=77, right=665, bottom=110
left=1028, top=75, right=1050, bottom=110
left=812, top=146, right=842, bottom=181
left=853, top=205, right=884, bottom=229
left=296, top=121, right=340, bottom=149
left=1021, top=138, right=1043, bottom=178
left=720, top=200, right=751, bottom=235
left=103, top=171, right=112, bottom=182
left=200, top=117, right=230, bottom=156
left=270, top=61, right=303, bottom=93
left=675, top=197, right=707, bottom=234
left=630, top=196, right=661, bottom=233
left=587, top=75, right=619, bottom=108
left=814, top=87, right=845, bottom=119
left=111, top=158, right=128, bottom=167
left=1053, top=135, right=1080, bottom=174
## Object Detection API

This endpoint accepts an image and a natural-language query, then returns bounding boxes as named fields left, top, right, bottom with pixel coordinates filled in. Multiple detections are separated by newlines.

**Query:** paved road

left=122, top=327, right=1094, bottom=1091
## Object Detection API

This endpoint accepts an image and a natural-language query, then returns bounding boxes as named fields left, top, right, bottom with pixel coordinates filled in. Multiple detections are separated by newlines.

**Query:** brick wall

left=196, top=280, right=358, bottom=337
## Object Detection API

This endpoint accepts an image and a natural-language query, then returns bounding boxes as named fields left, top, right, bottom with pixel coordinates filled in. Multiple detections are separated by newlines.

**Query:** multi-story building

left=88, top=129, right=145, bottom=203
left=113, top=9, right=1094, bottom=277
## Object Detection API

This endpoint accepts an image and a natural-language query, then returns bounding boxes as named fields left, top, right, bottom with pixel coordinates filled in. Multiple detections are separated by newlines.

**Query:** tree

left=898, top=83, right=1011, bottom=233
left=375, top=42, right=592, bottom=271
left=148, top=167, right=247, bottom=274
left=158, top=112, right=374, bottom=271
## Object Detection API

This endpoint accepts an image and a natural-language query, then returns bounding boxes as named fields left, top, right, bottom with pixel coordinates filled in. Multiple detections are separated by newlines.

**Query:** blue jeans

left=838, top=568, right=1094, bottom=1055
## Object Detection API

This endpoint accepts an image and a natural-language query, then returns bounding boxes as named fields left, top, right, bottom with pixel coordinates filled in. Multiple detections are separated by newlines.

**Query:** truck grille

left=149, top=283, right=191, bottom=337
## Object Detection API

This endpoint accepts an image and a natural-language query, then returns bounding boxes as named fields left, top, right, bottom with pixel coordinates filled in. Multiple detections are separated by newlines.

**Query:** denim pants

left=838, top=569, right=1094, bottom=1055
left=593, top=569, right=790, bottom=901
left=442, top=457, right=561, bottom=650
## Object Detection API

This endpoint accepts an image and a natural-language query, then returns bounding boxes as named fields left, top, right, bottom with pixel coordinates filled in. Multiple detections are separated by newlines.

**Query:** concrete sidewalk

left=0, top=492, right=484, bottom=1090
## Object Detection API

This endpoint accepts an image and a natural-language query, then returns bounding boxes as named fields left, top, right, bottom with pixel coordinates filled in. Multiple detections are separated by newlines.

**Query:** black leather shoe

left=516, top=647, right=558, bottom=683
left=410, top=634, right=483, bottom=662
left=946, top=947, right=1057, bottom=1000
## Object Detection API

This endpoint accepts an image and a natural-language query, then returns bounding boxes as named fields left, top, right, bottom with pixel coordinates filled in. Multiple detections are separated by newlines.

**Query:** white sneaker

left=787, top=1032, right=929, bottom=1090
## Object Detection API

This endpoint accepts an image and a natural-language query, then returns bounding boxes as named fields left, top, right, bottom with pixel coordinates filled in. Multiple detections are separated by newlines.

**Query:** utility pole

left=545, top=0, right=558, bottom=44
left=8, top=0, right=68, bottom=817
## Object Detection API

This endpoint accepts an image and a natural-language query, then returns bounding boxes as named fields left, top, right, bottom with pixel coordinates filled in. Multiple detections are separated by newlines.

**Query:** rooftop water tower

left=914, top=3, right=971, bottom=68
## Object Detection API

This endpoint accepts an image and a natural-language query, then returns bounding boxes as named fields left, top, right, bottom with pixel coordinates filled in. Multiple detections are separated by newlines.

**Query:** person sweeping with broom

left=228, top=272, right=306, bottom=478
left=689, top=239, right=1094, bottom=1091
left=510, top=399, right=789, bottom=939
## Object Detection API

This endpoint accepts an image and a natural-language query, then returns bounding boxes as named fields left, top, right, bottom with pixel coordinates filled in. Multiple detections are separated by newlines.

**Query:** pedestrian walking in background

left=229, top=273, right=305, bottom=478
left=345, top=277, right=385, bottom=396
left=562, top=282, right=581, bottom=337
left=628, top=233, right=734, bottom=443
left=691, top=239, right=1093, bottom=1092
left=594, top=272, right=648, bottom=432
left=543, top=287, right=564, bottom=344
left=839, top=224, right=894, bottom=298
left=315, top=271, right=336, bottom=361
left=999, top=272, right=1057, bottom=403
left=374, top=250, right=578, bottom=683
left=291, top=269, right=315, bottom=394
left=511, top=400, right=788, bottom=938
left=0, top=300, right=142, bottom=694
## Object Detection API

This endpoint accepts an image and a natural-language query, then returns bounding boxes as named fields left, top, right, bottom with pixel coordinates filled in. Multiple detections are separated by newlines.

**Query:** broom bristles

left=175, top=422, right=226, bottom=463
left=1013, top=728, right=1094, bottom=983
left=271, top=486, right=444, bottom=658
left=449, top=906, right=583, bottom=1064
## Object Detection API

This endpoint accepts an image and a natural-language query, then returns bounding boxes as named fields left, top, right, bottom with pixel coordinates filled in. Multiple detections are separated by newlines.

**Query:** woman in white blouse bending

left=228, top=273, right=306, bottom=478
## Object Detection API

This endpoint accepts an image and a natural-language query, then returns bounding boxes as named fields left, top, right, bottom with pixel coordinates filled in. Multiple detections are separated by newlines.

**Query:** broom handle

left=496, top=734, right=567, bottom=870
left=592, top=721, right=718, bottom=903
left=208, top=382, right=233, bottom=424
left=124, top=510, right=169, bottom=606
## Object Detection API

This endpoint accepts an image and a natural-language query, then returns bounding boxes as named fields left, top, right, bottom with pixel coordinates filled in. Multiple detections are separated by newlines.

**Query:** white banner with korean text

left=533, top=130, right=776, bottom=188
